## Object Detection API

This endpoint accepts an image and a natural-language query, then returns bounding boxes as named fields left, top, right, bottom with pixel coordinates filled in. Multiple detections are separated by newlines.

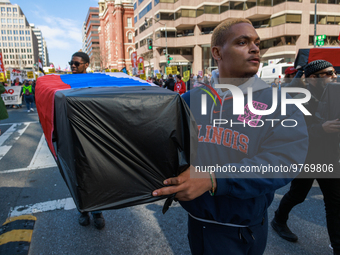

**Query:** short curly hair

left=211, top=18, right=253, bottom=47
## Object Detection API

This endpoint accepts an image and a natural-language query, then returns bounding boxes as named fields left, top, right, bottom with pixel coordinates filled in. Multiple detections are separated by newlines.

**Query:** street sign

left=315, top=35, right=326, bottom=47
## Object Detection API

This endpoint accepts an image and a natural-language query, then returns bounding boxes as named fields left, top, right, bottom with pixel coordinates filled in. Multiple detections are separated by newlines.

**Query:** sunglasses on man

left=316, top=70, right=337, bottom=77
left=68, top=61, right=85, bottom=67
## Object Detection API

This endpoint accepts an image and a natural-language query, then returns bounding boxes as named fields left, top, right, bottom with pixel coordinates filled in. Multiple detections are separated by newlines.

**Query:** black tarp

left=53, top=86, right=197, bottom=212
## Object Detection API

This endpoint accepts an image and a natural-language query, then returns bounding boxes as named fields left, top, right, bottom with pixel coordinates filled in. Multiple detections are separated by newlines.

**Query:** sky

left=11, top=0, right=99, bottom=69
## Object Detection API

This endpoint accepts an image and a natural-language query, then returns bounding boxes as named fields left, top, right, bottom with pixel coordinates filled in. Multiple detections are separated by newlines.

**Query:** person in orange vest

left=174, top=74, right=186, bottom=95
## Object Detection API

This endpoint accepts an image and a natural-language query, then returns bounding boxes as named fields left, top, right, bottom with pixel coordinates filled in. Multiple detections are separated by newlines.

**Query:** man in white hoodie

left=153, top=18, right=308, bottom=255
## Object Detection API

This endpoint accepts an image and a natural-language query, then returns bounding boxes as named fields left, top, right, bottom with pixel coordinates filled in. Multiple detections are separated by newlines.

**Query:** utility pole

left=314, top=0, right=317, bottom=48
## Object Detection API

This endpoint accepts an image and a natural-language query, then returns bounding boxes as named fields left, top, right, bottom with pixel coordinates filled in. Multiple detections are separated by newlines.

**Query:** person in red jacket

left=174, top=74, right=186, bottom=95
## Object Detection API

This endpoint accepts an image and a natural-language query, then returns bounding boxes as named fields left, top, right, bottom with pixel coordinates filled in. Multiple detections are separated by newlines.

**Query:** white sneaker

left=27, top=110, right=30, bottom=113
left=30, top=108, right=34, bottom=112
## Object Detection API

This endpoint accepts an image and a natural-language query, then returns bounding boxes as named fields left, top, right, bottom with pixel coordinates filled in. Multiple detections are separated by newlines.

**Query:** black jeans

left=187, top=214, right=268, bottom=255
left=275, top=178, right=340, bottom=254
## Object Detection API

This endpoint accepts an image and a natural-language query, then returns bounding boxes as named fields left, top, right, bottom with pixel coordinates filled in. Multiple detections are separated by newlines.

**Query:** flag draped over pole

left=38, top=59, right=45, bottom=75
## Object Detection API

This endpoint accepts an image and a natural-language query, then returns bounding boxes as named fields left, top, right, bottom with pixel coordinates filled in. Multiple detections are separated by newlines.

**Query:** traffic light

left=147, top=38, right=153, bottom=50
left=167, top=55, right=171, bottom=64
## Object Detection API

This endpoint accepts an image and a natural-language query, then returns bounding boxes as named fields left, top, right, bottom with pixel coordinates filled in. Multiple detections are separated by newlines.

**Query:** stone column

left=193, top=45, right=202, bottom=75
left=115, top=3, right=125, bottom=70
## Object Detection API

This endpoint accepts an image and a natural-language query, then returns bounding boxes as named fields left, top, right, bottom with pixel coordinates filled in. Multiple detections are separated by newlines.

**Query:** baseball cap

left=285, top=67, right=297, bottom=75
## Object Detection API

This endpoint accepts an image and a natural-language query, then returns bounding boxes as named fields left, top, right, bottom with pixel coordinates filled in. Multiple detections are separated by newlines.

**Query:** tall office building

left=43, top=37, right=49, bottom=67
left=84, top=7, right=101, bottom=70
left=82, top=21, right=87, bottom=53
left=31, top=24, right=49, bottom=67
left=98, top=0, right=135, bottom=71
left=0, top=0, right=39, bottom=69
left=134, top=0, right=340, bottom=75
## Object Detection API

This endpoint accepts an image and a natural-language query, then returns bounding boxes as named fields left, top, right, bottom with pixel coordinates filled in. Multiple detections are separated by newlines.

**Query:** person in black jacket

left=271, top=60, right=340, bottom=255
left=163, top=74, right=175, bottom=91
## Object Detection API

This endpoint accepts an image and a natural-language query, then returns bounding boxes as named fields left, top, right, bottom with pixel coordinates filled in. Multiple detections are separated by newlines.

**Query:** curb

left=0, top=215, right=37, bottom=255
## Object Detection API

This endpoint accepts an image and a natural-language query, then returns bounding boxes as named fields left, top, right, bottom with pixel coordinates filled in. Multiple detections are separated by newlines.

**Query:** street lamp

left=144, top=17, right=168, bottom=67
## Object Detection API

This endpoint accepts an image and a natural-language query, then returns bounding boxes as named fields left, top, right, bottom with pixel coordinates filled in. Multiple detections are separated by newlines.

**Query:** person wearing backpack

left=22, top=80, right=34, bottom=113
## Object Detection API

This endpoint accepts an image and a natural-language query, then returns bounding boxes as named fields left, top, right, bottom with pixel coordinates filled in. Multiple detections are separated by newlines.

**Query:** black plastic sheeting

left=53, top=86, right=197, bottom=212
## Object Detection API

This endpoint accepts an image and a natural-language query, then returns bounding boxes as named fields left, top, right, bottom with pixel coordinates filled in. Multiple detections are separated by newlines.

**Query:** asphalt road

left=0, top=104, right=333, bottom=255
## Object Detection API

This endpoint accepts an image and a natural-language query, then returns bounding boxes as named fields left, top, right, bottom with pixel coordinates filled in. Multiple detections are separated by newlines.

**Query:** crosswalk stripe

left=9, top=197, right=76, bottom=217
left=0, top=133, right=57, bottom=174
left=0, top=123, right=30, bottom=160
left=0, top=121, right=39, bottom=126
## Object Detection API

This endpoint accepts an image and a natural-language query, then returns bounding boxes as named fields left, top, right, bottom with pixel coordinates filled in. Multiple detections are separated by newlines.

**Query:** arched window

left=128, top=48, right=133, bottom=59
left=128, top=33, right=132, bottom=43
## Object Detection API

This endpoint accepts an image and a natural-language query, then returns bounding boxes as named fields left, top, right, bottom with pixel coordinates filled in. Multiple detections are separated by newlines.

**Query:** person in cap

left=271, top=60, right=340, bottom=255
left=69, top=52, right=106, bottom=230
left=69, top=52, right=90, bottom=74
left=282, top=66, right=305, bottom=89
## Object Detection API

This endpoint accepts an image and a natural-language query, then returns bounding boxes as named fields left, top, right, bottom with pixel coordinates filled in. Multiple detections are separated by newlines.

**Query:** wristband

left=208, top=171, right=215, bottom=196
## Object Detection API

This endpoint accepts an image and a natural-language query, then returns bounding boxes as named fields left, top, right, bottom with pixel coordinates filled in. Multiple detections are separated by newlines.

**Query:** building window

left=310, top=15, right=340, bottom=24
left=134, top=2, right=137, bottom=10
left=1, top=30, right=5, bottom=34
left=7, top=30, right=12, bottom=35
left=135, top=42, right=138, bottom=49
left=128, top=33, right=133, bottom=43
left=245, top=0, right=257, bottom=9
left=271, top=15, right=286, bottom=26
left=127, top=17, right=132, bottom=28
left=1, top=18, right=5, bottom=23
left=2, top=36, right=6, bottom=40
left=230, top=1, right=245, bottom=10
left=7, top=8, right=11, bottom=12
left=204, top=5, right=219, bottom=14
left=138, top=0, right=144, bottom=5
left=19, top=19, right=24, bottom=24
left=129, top=48, right=133, bottom=59
left=260, top=36, right=297, bottom=49
left=159, top=12, right=174, bottom=20
left=139, top=2, right=152, bottom=20
left=134, top=16, right=137, bottom=23
left=13, top=19, right=17, bottom=23
left=7, top=19, right=11, bottom=23
left=13, top=8, right=17, bottom=12
left=1, top=8, right=5, bottom=12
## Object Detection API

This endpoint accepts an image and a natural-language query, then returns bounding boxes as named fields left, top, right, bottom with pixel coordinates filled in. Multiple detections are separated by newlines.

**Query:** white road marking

left=0, top=121, right=39, bottom=126
left=0, top=165, right=56, bottom=174
left=28, top=134, right=57, bottom=169
left=0, top=132, right=57, bottom=174
left=9, top=197, right=76, bottom=217
left=0, top=123, right=30, bottom=160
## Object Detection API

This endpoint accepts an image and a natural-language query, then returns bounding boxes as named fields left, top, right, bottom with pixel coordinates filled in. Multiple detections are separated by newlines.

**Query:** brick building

left=98, top=0, right=135, bottom=71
